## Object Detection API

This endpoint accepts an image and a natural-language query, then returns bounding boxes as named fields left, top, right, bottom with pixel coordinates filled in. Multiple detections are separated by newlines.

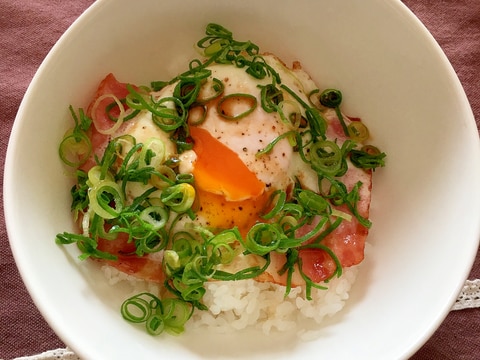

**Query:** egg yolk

left=190, top=126, right=264, bottom=201
left=196, top=188, right=269, bottom=236
left=190, top=126, right=268, bottom=235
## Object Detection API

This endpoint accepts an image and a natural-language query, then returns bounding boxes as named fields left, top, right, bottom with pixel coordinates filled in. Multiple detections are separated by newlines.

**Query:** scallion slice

left=347, top=121, right=370, bottom=142
left=243, top=223, right=282, bottom=256
left=91, top=94, right=126, bottom=135
left=217, top=93, right=257, bottom=120
left=121, top=292, right=192, bottom=336
left=139, top=205, right=169, bottom=231
left=58, top=130, right=92, bottom=168
left=88, top=180, right=124, bottom=219
left=160, top=183, right=195, bottom=213
left=309, top=140, right=343, bottom=176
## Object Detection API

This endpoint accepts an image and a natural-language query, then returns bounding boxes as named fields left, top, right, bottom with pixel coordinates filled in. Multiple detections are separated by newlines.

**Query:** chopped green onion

left=305, top=107, right=327, bottom=140
left=126, top=85, right=187, bottom=132
left=217, top=93, right=257, bottom=120
left=55, top=232, right=117, bottom=261
left=138, top=138, right=166, bottom=169
left=161, top=183, right=195, bottom=213
left=319, top=88, right=342, bottom=108
left=113, top=134, right=136, bottom=160
left=88, top=180, right=124, bottom=219
left=347, top=121, right=369, bottom=142
left=256, top=130, right=296, bottom=157
left=331, top=208, right=352, bottom=222
left=296, top=189, right=329, bottom=215
left=151, top=97, right=187, bottom=132
left=121, top=292, right=192, bottom=336
left=146, top=314, right=165, bottom=336
left=176, top=173, right=194, bottom=184
left=69, top=170, right=89, bottom=219
left=212, top=253, right=271, bottom=281
left=258, top=83, right=283, bottom=113
left=59, top=130, right=92, bottom=168
left=243, top=223, right=282, bottom=256
left=135, top=231, right=168, bottom=256
left=161, top=298, right=193, bottom=335
left=121, top=294, right=152, bottom=323
left=203, top=38, right=230, bottom=56
left=187, top=104, right=207, bottom=125
left=309, top=140, right=343, bottom=176
left=345, top=182, right=372, bottom=228
left=105, top=98, right=140, bottom=122
left=57, top=23, right=389, bottom=337
left=125, top=86, right=150, bottom=110
left=196, top=78, right=224, bottom=103
left=350, top=146, right=386, bottom=170
left=91, top=94, right=126, bottom=135
left=261, top=190, right=287, bottom=220
left=319, top=89, right=349, bottom=136
left=150, top=165, right=177, bottom=189
left=58, top=106, right=92, bottom=168
left=173, top=79, right=202, bottom=107
left=281, top=84, right=327, bottom=139
left=278, top=100, right=302, bottom=129
left=139, top=205, right=169, bottom=231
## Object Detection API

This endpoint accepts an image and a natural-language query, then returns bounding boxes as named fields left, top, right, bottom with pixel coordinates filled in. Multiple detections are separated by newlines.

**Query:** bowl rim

left=4, top=0, right=480, bottom=359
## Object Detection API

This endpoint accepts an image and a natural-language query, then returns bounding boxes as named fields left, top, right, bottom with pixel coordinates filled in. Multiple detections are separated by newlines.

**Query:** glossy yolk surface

left=190, top=126, right=264, bottom=201
left=190, top=126, right=268, bottom=235
left=195, top=189, right=269, bottom=236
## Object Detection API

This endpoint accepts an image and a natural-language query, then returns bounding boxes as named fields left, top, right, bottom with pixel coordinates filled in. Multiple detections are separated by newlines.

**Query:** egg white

left=191, top=55, right=320, bottom=194
left=116, top=55, right=326, bottom=208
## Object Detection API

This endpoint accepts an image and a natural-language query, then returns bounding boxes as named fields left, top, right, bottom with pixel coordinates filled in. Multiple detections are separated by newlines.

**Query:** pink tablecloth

left=1, top=1, right=479, bottom=359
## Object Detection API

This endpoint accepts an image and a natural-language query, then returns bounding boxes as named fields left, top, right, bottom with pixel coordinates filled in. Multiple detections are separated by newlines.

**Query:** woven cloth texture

left=0, top=1, right=478, bottom=359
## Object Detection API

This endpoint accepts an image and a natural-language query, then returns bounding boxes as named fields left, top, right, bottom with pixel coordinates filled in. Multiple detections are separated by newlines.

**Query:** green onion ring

left=171, top=237, right=195, bottom=260
left=146, top=314, right=165, bottom=335
left=139, top=138, right=166, bottom=169
left=297, top=189, right=330, bottom=214
left=173, top=79, right=201, bottom=107
left=112, top=134, right=136, bottom=160
left=278, top=100, right=302, bottom=128
left=244, top=223, right=282, bottom=256
left=196, top=78, right=224, bottom=103
left=187, top=104, right=207, bottom=125
left=160, top=183, right=195, bottom=213
left=261, top=190, right=287, bottom=220
left=309, top=140, right=343, bottom=176
left=151, top=97, right=187, bottom=131
left=58, top=130, right=92, bottom=168
left=105, top=98, right=140, bottom=122
left=347, top=121, right=370, bottom=142
left=121, top=292, right=161, bottom=323
left=88, top=180, right=124, bottom=219
left=139, top=206, right=169, bottom=231
left=151, top=165, right=176, bottom=189
left=217, top=93, right=257, bottom=120
left=259, top=83, right=283, bottom=113
left=162, top=298, right=192, bottom=329
left=319, top=88, right=342, bottom=108
left=90, top=94, right=126, bottom=135
left=121, top=297, right=151, bottom=323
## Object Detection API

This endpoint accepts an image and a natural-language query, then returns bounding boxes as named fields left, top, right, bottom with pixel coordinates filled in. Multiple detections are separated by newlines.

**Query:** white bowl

left=5, top=0, right=480, bottom=359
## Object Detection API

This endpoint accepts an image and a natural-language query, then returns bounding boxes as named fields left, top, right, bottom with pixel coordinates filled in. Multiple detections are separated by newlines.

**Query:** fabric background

left=0, top=1, right=478, bottom=359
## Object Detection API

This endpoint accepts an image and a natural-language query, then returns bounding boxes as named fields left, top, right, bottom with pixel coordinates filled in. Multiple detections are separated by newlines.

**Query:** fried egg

left=181, top=57, right=321, bottom=235
left=117, top=55, right=321, bottom=236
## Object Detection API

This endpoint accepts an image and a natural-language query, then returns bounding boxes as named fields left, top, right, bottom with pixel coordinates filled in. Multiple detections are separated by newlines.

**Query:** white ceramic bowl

left=5, top=0, right=480, bottom=359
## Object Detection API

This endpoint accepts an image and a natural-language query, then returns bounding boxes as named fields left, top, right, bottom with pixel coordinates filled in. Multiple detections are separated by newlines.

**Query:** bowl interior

left=5, top=0, right=480, bottom=359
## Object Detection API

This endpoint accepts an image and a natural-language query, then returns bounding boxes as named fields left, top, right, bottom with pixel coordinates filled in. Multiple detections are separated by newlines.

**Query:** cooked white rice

left=188, top=268, right=358, bottom=339
left=102, top=264, right=358, bottom=340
